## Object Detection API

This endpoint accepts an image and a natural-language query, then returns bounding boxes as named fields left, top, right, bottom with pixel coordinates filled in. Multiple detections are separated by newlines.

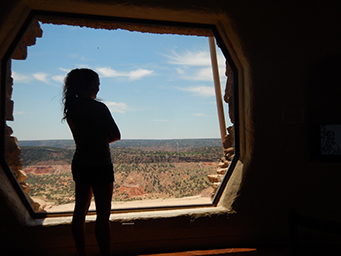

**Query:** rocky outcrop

left=209, top=62, right=235, bottom=198
left=5, top=20, right=44, bottom=212
left=117, top=184, right=147, bottom=199
left=5, top=124, right=45, bottom=212
left=23, top=165, right=71, bottom=175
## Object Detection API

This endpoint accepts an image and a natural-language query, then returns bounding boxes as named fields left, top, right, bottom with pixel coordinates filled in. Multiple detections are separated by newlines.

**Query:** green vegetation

left=22, top=140, right=223, bottom=206
left=20, top=147, right=73, bottom=167
left=112, top=161, right=215, bottom=201
left=27, top=172, right=75, bottom=205
left=110, top=146, right=222, bottom=164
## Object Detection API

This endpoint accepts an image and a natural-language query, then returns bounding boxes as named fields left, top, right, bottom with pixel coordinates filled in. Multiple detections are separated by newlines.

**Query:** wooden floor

left=128, top=246, right=291, bottom=256
left=132, top=244, right=341, bottom=256
left=141, top=248, right=285, bottom=256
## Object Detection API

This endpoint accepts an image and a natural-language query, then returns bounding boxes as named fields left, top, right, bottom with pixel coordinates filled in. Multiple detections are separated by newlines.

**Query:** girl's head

left=62, top=68, right=100, bottom=119
left=63, top=68, right=99, bottom=99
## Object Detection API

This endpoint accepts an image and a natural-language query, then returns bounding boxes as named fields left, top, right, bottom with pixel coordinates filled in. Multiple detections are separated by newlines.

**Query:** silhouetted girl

left=62, top=68, right=120, bottom=256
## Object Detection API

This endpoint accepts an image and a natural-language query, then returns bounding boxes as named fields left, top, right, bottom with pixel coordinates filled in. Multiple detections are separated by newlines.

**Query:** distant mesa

left=18, top=138, right=222, bottom=151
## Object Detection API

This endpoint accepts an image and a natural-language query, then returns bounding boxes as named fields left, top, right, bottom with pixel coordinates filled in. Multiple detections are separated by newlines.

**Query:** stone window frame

left=0, top=10, right=239, bottom=218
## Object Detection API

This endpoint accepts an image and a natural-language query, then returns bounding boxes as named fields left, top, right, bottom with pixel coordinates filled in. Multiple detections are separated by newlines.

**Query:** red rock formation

left=117, top=184, right=147, bottom=198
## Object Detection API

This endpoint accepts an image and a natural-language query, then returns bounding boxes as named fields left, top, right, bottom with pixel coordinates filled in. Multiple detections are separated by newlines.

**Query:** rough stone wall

left=5, top=19, right=44, bottom=212
left=208, top=61, right=234, bottom=198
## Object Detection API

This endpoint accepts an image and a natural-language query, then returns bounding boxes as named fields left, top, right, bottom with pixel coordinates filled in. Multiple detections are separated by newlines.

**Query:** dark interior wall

left=228, top=1, right=341, bottom=242
left=230, top=1, right=341, bottom=198
left=0, top=0, right=340, bottom=255
left=228, top=0, right=341, bottom=235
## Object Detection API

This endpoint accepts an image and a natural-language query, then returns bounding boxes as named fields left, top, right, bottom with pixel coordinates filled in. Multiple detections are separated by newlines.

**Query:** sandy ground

left=33, top=196, right=213, bottom=213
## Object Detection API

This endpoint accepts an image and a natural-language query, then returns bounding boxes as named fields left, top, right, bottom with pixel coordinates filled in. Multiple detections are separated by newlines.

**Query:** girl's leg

left=72, top=182, right=93, bottom=256
left=92, top=182, right=113, bottom=256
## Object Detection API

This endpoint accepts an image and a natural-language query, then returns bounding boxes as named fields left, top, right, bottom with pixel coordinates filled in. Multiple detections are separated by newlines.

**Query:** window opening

left=3, top=13, right=236, bottom=216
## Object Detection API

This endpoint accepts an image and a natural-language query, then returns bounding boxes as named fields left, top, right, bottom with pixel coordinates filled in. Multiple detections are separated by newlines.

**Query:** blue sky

left=9, top=23, right=230, bottom=140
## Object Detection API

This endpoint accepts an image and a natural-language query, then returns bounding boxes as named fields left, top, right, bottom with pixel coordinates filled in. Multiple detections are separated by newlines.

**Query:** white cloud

left=184, top=67, right=213, bottom=81
left=97, top=67, right=121, bottom=77
left=52, top=75, right=65, bottom=83
left=105, top=101, right=129, bottom=113
left=163, top=49, right=226, bottom=82
left=12, top=71, right=31, bottom=83
left=33, top=72, right=49, bottom=83
left=14, top=110, right=24, bottom=115
left=129, top=69, right=153, bottom=80
left=175, top=68, right=185, bottom=74
left=59, top=67, right=70, bottom=72
left=13, top=70, right=68, bottom=85
left=165, top=50, right=211, bottom=66
left=164, top=49, right=226, bottom=67
left=96, top=67, right=153, bottom=80
left=174, top=85, right=215, bottom=97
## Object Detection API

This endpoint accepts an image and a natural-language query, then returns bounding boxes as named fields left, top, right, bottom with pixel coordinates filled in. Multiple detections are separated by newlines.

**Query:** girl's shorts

left=71, top=163, right=114, bottom=185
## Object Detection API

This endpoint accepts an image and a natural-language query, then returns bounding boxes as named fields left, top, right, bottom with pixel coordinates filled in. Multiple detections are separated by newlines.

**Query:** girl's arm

left=101, top=103, right=121, bottom=143
left=107, top=120, right=121, bottom=143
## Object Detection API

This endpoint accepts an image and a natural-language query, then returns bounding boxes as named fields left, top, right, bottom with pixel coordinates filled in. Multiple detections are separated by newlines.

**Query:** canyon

left=20, top=139, right=223, bottom=211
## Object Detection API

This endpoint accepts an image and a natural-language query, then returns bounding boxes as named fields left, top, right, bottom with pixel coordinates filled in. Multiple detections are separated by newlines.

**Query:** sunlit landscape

left=20, top=139, right=223, bottom=212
